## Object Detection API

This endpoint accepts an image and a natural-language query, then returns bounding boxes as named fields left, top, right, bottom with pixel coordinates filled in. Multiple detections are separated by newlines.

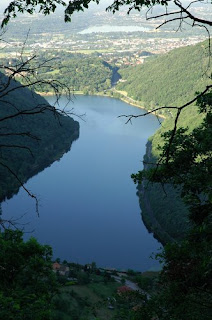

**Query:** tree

left=1, top=1, right=211, bottom=319
left=2, top=1, right=211, bottom=133
left=2, top=0, right=212, bottom=29
left=0, top=229, right=58, bottom=320
left=1, top=1, right=211, bottom=151
left=131, top=94, right=212, bottom=319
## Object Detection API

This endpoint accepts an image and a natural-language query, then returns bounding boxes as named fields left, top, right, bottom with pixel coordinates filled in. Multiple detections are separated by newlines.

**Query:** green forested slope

left=125, top=41, right=212, bottom=243
left=0, top=73, right=79, bottom=201
left=1, top=53, right=114, bottom=95
left=144, top=100, right=208, bottom=243
left=27, top=53, right=113, bottom=94
left=117, top=41, right=211, bottom=115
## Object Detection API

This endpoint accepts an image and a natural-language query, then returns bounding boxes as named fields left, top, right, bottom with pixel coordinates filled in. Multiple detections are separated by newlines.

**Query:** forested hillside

left=22, top=52, right=113, bottom=95
left=0, top=1, right=211, bottom=319
left=139, top=89, right=208, bottom=243
left=123, top=41, right=212, bottom=243
left=0, top=72, right=79, bottom=201
left=117, top=41, right=210, bottom=115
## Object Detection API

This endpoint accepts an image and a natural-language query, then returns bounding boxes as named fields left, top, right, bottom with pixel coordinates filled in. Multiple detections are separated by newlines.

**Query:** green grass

left=45, top=69, right=60, bottom=75
left=88, top=282, right=120, bottom=299
left=68, top=49, right=114, bottom=54
left=66, top=285, right=101, bottom=304
left=53, top=280, right=120, bottom=320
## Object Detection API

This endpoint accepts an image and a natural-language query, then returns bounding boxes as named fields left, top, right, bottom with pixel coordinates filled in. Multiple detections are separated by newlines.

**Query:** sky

left=0, top=1, right=11, bottom=14
left=0, top=1, right=98, bottom=16
left=0, top=0, right=113, bottom=11
left=0, top=1, right=210, bottom=27
left=0, top=1, right=207, bottom=15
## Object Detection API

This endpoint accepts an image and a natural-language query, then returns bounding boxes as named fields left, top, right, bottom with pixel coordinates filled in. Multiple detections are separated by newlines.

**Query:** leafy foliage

left=2, top=0, right=212, bottom=30
left=139, top=96, right=212, bottom=224
left=2, top=0, right=66, bottom=27
left=131, top=91, right=212, bottom=319
left=0, top=229, right=58, bottom=320
left=116, top=38, right=211, bottom=243
left=1, top=52, right=114, bottom=95
left=52, top=270, right=119, bottom=320
left=1, top=2, right=211, bottom=319
left=35, top=53, right=113, bottom=94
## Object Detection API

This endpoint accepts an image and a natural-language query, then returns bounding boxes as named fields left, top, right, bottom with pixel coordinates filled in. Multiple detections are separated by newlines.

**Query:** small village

left=51, top=260, right=156, bottom=315
left=1, top=3, right=208, bottom=68
left=2, top=31, right=206, bottom=68
left=52, top=260, right=146, bottom=290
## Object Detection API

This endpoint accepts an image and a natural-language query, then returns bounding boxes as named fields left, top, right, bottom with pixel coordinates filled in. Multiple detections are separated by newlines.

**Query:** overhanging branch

left=0, top=161, right=39, bottom=216
left=174, top=0, right=212, bottom=27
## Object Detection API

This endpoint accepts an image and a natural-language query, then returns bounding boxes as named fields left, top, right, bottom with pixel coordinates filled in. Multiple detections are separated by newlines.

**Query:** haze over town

left=0, top=0, right=211, bottom=66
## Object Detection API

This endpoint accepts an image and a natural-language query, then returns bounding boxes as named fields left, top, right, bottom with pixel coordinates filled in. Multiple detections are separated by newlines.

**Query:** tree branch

left=119, top=84, right=212, bottom=124
left=174, top=0, right=212, bottom=27
left=0, top=161, right=39, bottom=216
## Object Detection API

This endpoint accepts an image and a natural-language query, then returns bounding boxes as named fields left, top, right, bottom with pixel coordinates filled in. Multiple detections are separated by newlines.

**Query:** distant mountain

left=0, top=72, right=79, bottom=201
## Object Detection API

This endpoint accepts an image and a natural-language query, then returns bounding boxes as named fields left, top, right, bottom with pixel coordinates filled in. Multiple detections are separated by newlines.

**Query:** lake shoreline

left=3, top=95, right=161, bottom=271
left=37, top=90, right=166, bottom=119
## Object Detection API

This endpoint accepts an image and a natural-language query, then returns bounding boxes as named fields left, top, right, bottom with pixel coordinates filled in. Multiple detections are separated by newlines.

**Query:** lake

left=79, top=25, right=150, bottom=34
left=2, top=95, right=162, bottom=271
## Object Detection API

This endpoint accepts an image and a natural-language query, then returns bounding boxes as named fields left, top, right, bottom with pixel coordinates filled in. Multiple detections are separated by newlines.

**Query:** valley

left=0, top=2, right=211, bottom=319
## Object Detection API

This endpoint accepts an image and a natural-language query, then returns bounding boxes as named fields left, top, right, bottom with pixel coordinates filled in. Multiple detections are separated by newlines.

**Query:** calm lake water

left=2, top=95, right=162, bottom=271
left=79, top=25, right=150, bottom=34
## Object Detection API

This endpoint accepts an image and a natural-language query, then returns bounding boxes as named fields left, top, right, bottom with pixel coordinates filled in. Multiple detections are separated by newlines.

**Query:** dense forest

left=113, top=40, right=211, bottom=243
left=1, top=39, right=211, bottom=319
left=16, top=52, right=114, bottom=95
left=139, top=102, right=204, bottom=243
left=117, top=41, right=211, bottom=114
left=0, top=39, right=211, bottom=319
left=0, top=0, right=211, bottom=319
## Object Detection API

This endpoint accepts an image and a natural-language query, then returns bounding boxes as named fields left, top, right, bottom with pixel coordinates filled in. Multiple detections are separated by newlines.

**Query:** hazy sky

left=0, top=0, right=10, bottom=7
left=0, top=0, right=113, bottom=11
left=0, top=1, right=209, bottom=20
left=0, top=1, right=10, bottom=13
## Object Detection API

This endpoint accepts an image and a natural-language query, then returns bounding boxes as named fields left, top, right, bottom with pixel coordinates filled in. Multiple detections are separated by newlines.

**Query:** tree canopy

left=0, top=229, right=58, bottom=320
left=2, top=0, right=212, bottom=28
left=0, top=0, right=211, bottom=319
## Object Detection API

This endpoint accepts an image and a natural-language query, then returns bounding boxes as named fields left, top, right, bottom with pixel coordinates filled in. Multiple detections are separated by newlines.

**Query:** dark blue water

left=2, top=95, right=162, bottom=271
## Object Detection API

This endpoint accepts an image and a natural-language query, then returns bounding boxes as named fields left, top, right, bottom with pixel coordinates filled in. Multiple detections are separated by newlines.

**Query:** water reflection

left=2, top=95, right=162, bottom=271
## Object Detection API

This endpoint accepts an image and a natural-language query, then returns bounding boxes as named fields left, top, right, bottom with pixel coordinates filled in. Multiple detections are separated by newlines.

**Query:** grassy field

left=53, top=279, right=120, bottom=320
left=67, top=49, right=114, bottom=54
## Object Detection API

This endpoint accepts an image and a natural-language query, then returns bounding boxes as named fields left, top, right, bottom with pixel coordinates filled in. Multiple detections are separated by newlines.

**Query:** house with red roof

left=52, top=262, right=70, bottom=276
left=117, top=286, right=133, bottom=295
